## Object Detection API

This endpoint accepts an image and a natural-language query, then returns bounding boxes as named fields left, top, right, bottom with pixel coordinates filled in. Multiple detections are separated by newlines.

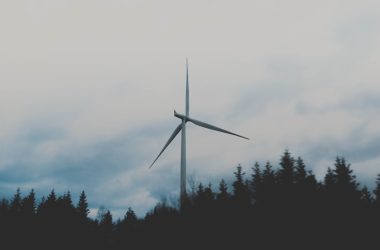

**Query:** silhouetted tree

left=374, top=174, right=380, bottom=208
left=251, top=162, right=262, bottom=203
left=295, top=157, right=307, bottom=184
left=0, top=198, right=9, bottom=216
left=21, top=189, right=36, bottom=216
left=98, top=208, right=114, bottom=247
left=333, top=157, right=358, bottom=189
left=261, top=161, right=276, bottom=206
left=278, top=150, right=295, bottom=185
left=58, top=191, right=75, bottom=213
left=217, top=179, right=229, bottom=202
left=196, top=183, right=204, bottom=198
left=332, top=157, right=360, bottom=205
left=38, top=189, right=58, bottom=218
left=10, top=188, right=22, bottom=214
left=100, top=210, right=113, bottom=231
left=37, top=196, right=46, bottom=215
left=125, top=207, right=138, bottom=224
left=46, top=189, right=57, bottom=210
left=232, top=164, right=251, bottom=210
left=77, top=190, right=89, bottom=219
left=360, top=186, right=373, bottom=208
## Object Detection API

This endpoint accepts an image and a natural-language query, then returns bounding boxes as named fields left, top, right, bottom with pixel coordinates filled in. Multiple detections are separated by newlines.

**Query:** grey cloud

left=295, top=91, right=380, bottom=115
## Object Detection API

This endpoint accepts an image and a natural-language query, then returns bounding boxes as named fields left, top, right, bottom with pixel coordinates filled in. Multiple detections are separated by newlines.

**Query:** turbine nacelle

left=174, top=110, right=188, bottom=121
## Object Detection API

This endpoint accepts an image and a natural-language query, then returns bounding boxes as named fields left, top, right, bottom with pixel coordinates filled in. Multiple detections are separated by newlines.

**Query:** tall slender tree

left=251, top=162, right=262, bottom=203
left=77, top=191, right=89, bottom=219
left=374, top=174, right=380, bottom=208
left=278, top=150, right=295, bottom=185
left=332, top=157, right=360, bottom=203
left=232, top=164, right=250, bottom=208
left=21, top=189, right=36, bottom=216
left=10, top=188, right=22, bottom=214
left=295, top=157, right=307, bottom=185
left=217, top=179, right=229, bottom=202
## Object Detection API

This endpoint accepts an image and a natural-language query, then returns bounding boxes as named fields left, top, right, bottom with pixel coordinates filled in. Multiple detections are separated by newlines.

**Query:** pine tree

left=47, top=189, right=57, bottom=205
left=77, top=191, right=89, bottom=219
left=58, top=191, right=75, bottom=219
left=262, top=162, right=276, bottom=185
left=261, top=161, right=276, bottom=206
left=63, top=191, right=73, bottom=208
left=278, top=150, right=295, bottom=185
left=360, top=186, right=373, bottom=208
left=217, top=179, right=229, bottom=201
left=21, top=189, right=36, bottom=216
left=196, top=183, right=205, bottom=197
left=251, top=162, right=262, bottom=203
left=125, top=207, right=138, bottom=225
left=295, top=157, right=307, bottom=185
left=40, top=189, right=58, bottom=218
left=333, top=157, right=360, bottom=203
left=47, top=189, right=57, bottom=203
left=37, top=196, right=46, bottom=215
left=232, top=164, right=250, bottom=208
left=10, top=188, right=22, bottom=214
left=194, top=182, right=214, bottom=211
left=324, top=167, right=335, bottom=190
left=0, top=198, right=9, bottom=216
left=333, top=157, right=358, bottom=189
left=99, top=210, right=113, bottom=234
left=374, top=174, right=380, bottom=208
left=204, top=183, right=214, bottom=202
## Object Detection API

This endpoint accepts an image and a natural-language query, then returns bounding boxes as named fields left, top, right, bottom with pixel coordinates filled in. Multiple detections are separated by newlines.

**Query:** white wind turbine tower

left=150, top=60, right=249, bottom=208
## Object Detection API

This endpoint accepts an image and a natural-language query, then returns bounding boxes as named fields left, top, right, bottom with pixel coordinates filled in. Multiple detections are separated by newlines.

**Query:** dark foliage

left=0, top=151, right=379, bottom=249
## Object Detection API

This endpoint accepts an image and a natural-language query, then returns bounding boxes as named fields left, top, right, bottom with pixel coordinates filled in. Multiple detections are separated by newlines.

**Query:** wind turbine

left=150, top=60, right=249, bottom=208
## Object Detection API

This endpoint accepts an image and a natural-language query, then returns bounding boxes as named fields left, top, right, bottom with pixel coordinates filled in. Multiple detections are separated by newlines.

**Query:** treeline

left=1, top=150, right=380, bottom=249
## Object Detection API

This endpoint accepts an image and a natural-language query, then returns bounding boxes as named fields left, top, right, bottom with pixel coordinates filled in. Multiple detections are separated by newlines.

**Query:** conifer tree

left=125, top=207, right=138, bottom=225
left=63, top=191, right=73, bottom=208
left=46, top=189, right=57, bottom=210
left=204, top=183, right=214, bottom=202
left=21, top=189, right=36, bottom=216
left=333, top=157, right=358, bottom=190
left=373, top=174, right=380, bottom=208
left=232, top=164, right=250, bottom=208
left=0, top=198, right=9, bottom=217
left=100, top=210, right=113, bottom=234
left=196, top=183, right=204, bottom=198
left=261, top=161, right=276, bottom=206
left=10, top=188, right=22, bottom=214
left=251, top=162, right=262, bottom=203
left=47, top=189, right=57, bottom=203
left=360, top=186, right=373, bottom=208
left=295, top=157, right=307, bottom=185
left=333, top=157, right=360, bottom=203
left=217, top=179, right=229, bottom=201
left=324, top=167, right=335, bottom=191
left=278, top=150, right=295, bottom=185
left=77, top=190, right=89, bottom=219
left=262, top=162, right=276, bottom=185
left=37, top=196, right=46, bottom=215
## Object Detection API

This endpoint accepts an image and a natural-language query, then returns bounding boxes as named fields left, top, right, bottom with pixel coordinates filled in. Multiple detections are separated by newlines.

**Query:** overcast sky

left=1, top=0, right=380, bottom=218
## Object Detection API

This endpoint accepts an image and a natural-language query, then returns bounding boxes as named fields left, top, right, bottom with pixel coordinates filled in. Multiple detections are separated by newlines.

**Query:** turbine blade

left=150, top=124, right=183, bottom=168
left=186, top=59, right=189, bottom=116
left=188, top=117, right=249, bottom=140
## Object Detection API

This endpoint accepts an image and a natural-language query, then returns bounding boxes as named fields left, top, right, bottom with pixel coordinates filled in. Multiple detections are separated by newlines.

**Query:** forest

left=1, top=150, right=379, bottom=249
